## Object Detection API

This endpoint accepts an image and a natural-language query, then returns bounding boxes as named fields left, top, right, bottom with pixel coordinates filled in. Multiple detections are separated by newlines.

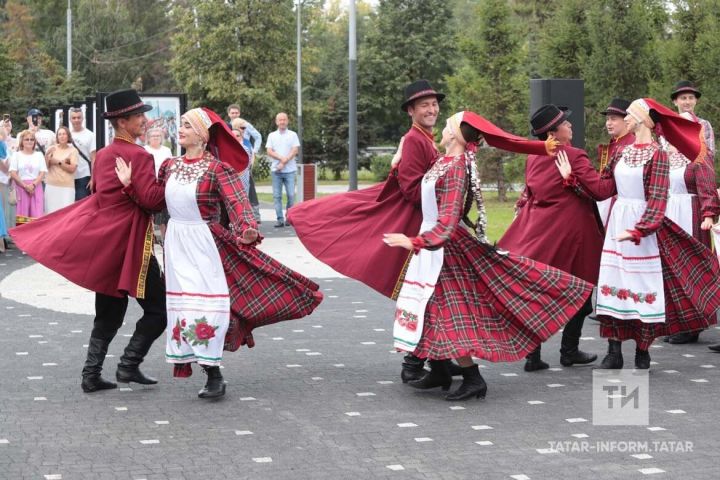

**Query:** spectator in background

left=231, top=117, right=261, bottom=222
left=0, top=123, right=9, bottom=251
left=226, top=103, right=262, bottom=154
left=44, top=126, right=78, bottom=213
left=231, top=117, right=253, bottom=192
left=9, top=130, right=47, bottom=225
left=26, top=108, right=55, bottom=154
left=144, top=127, right=173, bottom=177
left=144, top=126, right=172, bottom=241
left=0, top=117, right=15, bottom=232
left=68, top=107, right=96, bottom=200
left=266, top=112, right=300, bottom=228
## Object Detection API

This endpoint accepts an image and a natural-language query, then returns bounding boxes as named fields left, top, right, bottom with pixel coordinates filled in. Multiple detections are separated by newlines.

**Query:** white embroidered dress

left=164, top=159, right=230, bottom=366
left=596, top=147, right=665, bottom=323
left=393, top=160, right=447, bottom=351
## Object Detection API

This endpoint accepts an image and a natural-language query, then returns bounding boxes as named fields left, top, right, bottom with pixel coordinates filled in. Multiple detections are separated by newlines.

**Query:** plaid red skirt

left=208, top=223, right=324, bottom=351
left=599, top=219, right=720, bottom=346
left=413, top=228, right=593, bottom=362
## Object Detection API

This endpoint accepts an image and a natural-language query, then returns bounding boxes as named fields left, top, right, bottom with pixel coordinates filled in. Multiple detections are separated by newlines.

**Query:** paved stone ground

left=1, top=210, right=719, bottom=480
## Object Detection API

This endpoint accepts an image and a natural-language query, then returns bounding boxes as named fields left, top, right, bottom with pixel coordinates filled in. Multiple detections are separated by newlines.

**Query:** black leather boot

left=401, top=353, right=426, bottom=383
left=634, top=349, right=651, bottom=369
left=198, top=366, right=226, bottom=399
left=597, top=340, right=623, bottom=369
left=559, top=303, right=597, bottom=366
left=408, top=359, right=452, bottom=391
left=524, top=346, right=549, bottom=372
left=445, top=364, right=487, bottom=401
left=116, top=332, right=158, bottom=385
left=709, top=343, right=720, bottom=352
left=447, top=361, right=464, bottom=377
left=81, top=337, right=117, bottom=393
left=667, top=331, right=700, bottom=344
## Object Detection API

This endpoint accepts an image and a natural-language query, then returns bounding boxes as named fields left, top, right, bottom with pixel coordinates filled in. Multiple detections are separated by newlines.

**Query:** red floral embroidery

left=195, top=322, right=216, bottom=340
left=395, top=309, right=418, bottom=332
left=600, top=285, right=657, bottom=305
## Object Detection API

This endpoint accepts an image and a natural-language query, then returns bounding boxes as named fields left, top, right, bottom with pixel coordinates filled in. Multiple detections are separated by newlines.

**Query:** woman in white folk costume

left=116, top=108, right=323, bottom=399
left=383, top=111, right=593, bottom=401
left=555, top=98, right=720, bottom=369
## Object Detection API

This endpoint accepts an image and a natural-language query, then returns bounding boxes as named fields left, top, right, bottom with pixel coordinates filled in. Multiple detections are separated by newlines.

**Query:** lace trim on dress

left=621, top=143, right=657, bottom=168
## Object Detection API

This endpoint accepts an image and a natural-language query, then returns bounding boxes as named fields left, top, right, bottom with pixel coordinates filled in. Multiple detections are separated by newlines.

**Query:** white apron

left=164, top=174, right=230, bottom=366
left=393, top=170, right=444, bottom=352
left=596, top=157, right=665, bottom=323
left=665, top=164, right=694, bottom=235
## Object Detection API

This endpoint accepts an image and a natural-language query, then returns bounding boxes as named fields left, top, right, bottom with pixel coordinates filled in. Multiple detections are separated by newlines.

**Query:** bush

left=370, top=154, right=393, bottom=181
left=252, top=154, right=271, bottom=180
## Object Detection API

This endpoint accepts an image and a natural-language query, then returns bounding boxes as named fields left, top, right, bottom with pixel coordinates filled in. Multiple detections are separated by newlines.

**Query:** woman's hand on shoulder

left=554, top=150, right=572, bottom=180
left=114, top=157, right=132, bottom=186
left=383, top=233, right=413, bottom=250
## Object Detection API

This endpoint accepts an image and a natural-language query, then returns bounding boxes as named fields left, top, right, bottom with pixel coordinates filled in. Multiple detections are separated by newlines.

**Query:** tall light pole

left=66, top=0, right=72, bottom=77
left=296, top=0, right=303, bottom=164
left=348, top=0, right=358, bottom=190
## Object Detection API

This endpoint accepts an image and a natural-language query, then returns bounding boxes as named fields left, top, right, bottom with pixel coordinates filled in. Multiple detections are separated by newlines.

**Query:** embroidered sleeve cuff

left=629, top=229, right=642, bottom=245
left=411, top=236, right=425, bottom=254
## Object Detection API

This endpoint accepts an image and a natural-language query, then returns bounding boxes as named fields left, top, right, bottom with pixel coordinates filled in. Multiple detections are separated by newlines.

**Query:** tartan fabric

left=161, top=157, right=323, bottom=351
left=599, top=219, right=720, bottom=344
left=685, top=160, right=720, bottom=247
left=411, top=157, right=593, bottom=361
left=635, top=147, right=669, bottom=237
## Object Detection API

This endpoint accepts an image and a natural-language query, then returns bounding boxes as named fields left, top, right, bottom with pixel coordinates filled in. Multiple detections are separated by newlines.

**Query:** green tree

left=536, top=0, right=590, bottom=79
left=169, top=0, right=296, bottom=134
left=0, top=1, right=89, bottom=130
left=18, top=0, right=176, bottom=92
left=360, top=0, right=456, bottom=143
left=301, top=0, right=374, bottom=177
left=580, top=0, right=666, bottom=150
left=446, top=0, right=527, bottom=201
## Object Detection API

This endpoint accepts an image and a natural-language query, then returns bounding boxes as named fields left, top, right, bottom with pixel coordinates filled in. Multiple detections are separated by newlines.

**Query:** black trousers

left=90, top=256, right=166, bottom=344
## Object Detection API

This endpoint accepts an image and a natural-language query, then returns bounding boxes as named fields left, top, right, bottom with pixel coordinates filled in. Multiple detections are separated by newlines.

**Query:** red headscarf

left=448, top=111, right=556, bottom=156
left=628, top=98, right=706, bottom=163
left=182, top=107, right=249, bottom=172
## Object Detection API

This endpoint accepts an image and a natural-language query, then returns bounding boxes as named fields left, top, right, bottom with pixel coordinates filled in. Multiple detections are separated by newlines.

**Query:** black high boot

left=198, top=366, right=226, bottom=399
left=634, top=349, right=651, bottom=369
left=401, top=353, right=426, bottom=384
left=524, top=346, right=549, bottom=372
left=709, top=343, right=720, bottom=352
left=408, top=359, right=452, bottom=391
left=597, top=340, right=623, bottom=369
left=116, top=332, right=158, bottom=385
left=559, top=303, right=597, bottom=367
left=667, top=331, right=701, bottom=344
left=81, top=337, right=118, bottom=393
left=445, top=364, right=487, bottom=401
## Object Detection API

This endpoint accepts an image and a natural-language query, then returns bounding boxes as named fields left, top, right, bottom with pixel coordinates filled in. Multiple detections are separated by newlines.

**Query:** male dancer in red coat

left=595, top=98, right=635, bottom=227
left=499, top=104, right=601, bottom=371
left=11, top=89, right=167, bottom=392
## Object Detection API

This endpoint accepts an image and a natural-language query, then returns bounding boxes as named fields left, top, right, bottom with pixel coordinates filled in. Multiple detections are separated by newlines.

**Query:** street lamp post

left=348, top=0, right=358, bottom=190
left=66, top=0, right=72, bottom=77
left=296, top=0, right=303, bottom=165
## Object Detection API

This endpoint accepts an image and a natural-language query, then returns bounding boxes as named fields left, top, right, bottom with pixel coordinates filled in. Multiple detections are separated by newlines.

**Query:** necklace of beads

left=168, top=152, right=211, bottom=184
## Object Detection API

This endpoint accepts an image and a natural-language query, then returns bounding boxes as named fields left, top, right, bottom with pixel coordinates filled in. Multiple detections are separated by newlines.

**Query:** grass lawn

left=258, top=189, right=519, bottom=242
